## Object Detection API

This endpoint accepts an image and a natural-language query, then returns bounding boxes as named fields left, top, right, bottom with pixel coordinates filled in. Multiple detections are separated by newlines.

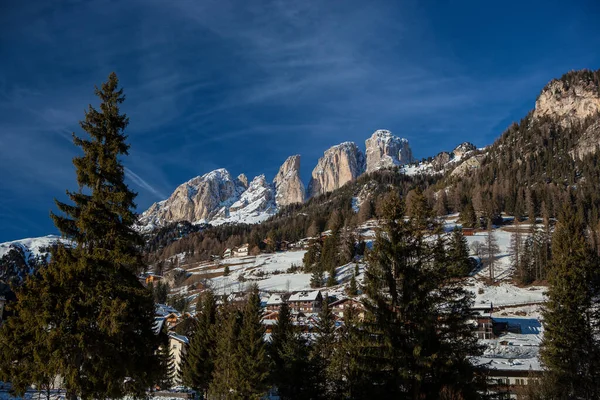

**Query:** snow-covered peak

left=365, top=129, right=413, bottom=173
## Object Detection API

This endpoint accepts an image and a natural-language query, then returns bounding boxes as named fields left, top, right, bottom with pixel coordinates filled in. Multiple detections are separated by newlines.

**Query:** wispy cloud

left=124, top=167, right=167, bottom=200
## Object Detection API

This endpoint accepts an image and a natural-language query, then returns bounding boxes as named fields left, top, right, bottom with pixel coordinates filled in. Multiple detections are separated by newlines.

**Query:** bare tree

left=484, top=221, right=500, bottom=282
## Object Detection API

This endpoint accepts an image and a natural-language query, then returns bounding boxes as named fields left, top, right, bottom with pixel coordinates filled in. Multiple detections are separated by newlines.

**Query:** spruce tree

left=460, top=202, right=478, bottom=229
left=270, top=301, right=316, bottom=399
left=0, top=73, right=159, bottom=400
left=347, top=273, right=358, bottom=296
left=276, top=331, right=316, bottom=400
left=313, top=297, right=336, bottom=397
left=236, top=284, right=269, bottom=399
left=540, top=206, right=600, bottom=398
left=182, top=290, right=217, bottom=398
left=157, top=326, right=175, bottom=390
left=310, top=268, right=324, bottom=288
left=209, top=306, right=242, bottom=399
left=363, top=192, right=483, bottom=398
left=328, top=306, right=370, bottom=399
left=447, top=227, right=471, bottom=277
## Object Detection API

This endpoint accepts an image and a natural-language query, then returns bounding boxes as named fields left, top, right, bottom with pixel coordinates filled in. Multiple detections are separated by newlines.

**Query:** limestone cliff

left=308, top=142, right=365, bottom=197
left=273, top=155, right=305, bottom=206
left=365, top=130, right=413, bottom=173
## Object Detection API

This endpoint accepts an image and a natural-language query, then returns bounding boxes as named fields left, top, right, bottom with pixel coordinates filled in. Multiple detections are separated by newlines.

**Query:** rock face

left=138, top=168, right=277, bottom=230
left=273, top=155, right=305, bottom=206
left=571, top=120, right=600, bottom=160
left=365, top=130, right=413, bottom=173
left=452, top=142, right=476, bottom=158
left=308, top=142, right=365, bottom=198
left=432, top=151, right=452, bottom=169
left=450, top=154, right=485, bottom=177
left=211, top=174, right=276, bottom=225
left=534, top=75, right=600, bottom=125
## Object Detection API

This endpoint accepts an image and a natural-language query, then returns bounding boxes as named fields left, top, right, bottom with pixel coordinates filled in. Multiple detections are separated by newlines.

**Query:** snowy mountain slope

left=136, top=169, right=276, bottom=231
left=0, top=235, right=62, bottom=284
left=0, top=235, right=61, bottom=259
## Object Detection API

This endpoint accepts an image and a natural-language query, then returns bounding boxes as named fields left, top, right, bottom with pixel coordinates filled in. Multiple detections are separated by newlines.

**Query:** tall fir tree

left=0, top=73, right=159, bottom=400
left=270, top=301, right=317, bottom=399
left=363, top=192, right=483, bottom=399
left=328, top=306, right=371, bottom=399
left=447, top=227, right=472, bottom=277
left=236, top=284, right=269, bottom=399
left=181, top=290, right=217, bottom=398
left=313, top=297, right=336, bottom=397
left=540, top=205, right=600, bottom=399
left=209, top=305, right=242, bottom=399
left=460, top=201, right=478, bottom=229
left=156, top=326, right=175, bottom=390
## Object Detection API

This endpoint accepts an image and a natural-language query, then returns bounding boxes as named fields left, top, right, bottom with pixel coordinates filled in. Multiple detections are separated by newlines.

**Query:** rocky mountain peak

left=365, top=129, right=413, bottom=173
left=534, top=69, right=600, bottom=124
left=452, top=142, right=476, bottom=158
left=273, top=155, right=305, bottom=206
left=237, top=173, right=249, bottom=188
left=308, top=142, right=365, bottom=198
left=137, top=168, right=246, bottom=230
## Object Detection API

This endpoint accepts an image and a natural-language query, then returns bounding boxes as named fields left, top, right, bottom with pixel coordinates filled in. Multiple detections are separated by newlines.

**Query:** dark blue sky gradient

left=1, top=0, right=599, bottom=242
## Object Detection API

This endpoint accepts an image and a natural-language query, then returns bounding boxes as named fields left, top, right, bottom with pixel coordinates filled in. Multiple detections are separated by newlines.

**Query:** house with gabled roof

left=265, top=293, right=286, bottom=311
left=288, top=290, right=322, bottom=313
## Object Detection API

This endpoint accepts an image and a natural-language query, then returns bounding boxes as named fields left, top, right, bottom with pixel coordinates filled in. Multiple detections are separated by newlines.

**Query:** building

left=168, top=333, right=189, bottom=384
left=471, top=304, right=495, bottom=339
left=330, top=297, right=365, bottom=320
left=462, top=228, right=475, bottom=236
left=233, top=244, right=249, bottom=257
left=145, top=274, right=163, bottom=286
left=223, top=248, right=233, bottom=258
left=288, top=290, right=322, bottom=313
left=265, top=293, right=286, bottom=312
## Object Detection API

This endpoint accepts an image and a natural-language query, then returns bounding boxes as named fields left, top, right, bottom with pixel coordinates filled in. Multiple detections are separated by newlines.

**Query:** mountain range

left=136, top=129, right=479, bottom=231
left=2, top=68, right=600, bottom=278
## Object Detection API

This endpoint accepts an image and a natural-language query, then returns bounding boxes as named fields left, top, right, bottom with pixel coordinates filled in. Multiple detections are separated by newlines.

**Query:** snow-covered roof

left=168, top=333, right=189, bottom=345
left=266, top=293, right=285, bottom=305
left=289, top=290, right=321, bottom=302
left=155, top=303, right=180, bottom=317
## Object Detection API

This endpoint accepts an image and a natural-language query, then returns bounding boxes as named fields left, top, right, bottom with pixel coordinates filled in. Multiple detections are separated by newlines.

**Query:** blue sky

left=1, top=0, right=599, bottom=242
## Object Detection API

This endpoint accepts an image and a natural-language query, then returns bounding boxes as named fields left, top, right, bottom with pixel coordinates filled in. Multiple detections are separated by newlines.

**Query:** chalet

left=155, top=303, right=179, bottom=317
left=265, top=293, right=286, bottom=312
left=223, top=248, right=233, bottom=258
left=234, top=244, right=249, bottom=257
left=145, top=274, right=163, bottom=286
left=168, top=333, right=189, bottom=384
left=288, top=290, right=322, bottom=313
left=278, top=240, right=290, bottom=251
left=262, top=310, right=279, bottom=334
left=330, top=297, right=365, bottom=320
left=471, top=304, right=495, bottom=339
left=164, top=312, right=182, bottom=328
